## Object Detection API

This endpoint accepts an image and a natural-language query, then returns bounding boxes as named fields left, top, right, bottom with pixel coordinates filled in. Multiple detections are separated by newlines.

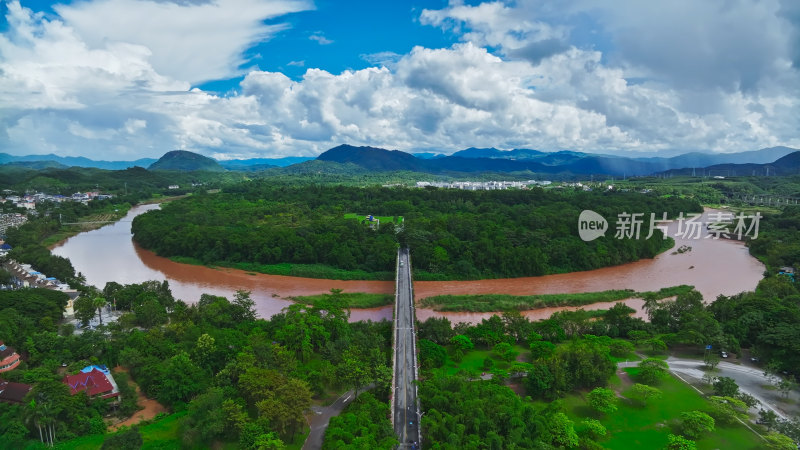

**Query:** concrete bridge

left=391, top=248, right=422, bottom=449
left=733, top=193, right=800, bottom=207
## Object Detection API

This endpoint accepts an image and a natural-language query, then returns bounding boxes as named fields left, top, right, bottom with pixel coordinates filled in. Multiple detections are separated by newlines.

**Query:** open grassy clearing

left=343, top=212, right=403, bottom=224
left=559, top=368, right=764, bottom=450
left=431, top=345, right=531, bottom=377
left=291, top=292, right=394, bottom=308
left=54, top=411, right=307, bottom=450
left=55, top=412, right=186, bottom=450
left=420, top=285, right=695, bottom=312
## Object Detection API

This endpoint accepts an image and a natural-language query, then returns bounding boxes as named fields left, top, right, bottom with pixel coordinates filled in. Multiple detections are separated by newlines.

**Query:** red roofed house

left=0, top=380, right=32, bottom=404
left=0, top=342, right=20, bottom=373
left=62, top=368, right=120, bottom=400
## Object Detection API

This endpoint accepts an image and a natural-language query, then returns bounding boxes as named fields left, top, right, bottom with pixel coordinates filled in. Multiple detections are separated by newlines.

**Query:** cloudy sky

left=1, top=0, right=799, bottom=160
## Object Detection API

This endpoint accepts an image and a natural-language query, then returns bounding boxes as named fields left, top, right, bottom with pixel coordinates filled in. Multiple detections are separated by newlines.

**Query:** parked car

left=720, top=351, right=728, bottom=358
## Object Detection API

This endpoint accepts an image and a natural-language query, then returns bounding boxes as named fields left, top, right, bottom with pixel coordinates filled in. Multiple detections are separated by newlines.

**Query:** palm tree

left=24, top=396, right=55, bottom=446
left=93, top=297, right=107, bottom=325
left=22, top=398, right=44, bottom=445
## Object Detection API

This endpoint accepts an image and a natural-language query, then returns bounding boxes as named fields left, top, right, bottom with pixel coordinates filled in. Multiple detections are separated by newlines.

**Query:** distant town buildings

left=0, top=191, right=111, bottom=210
left=0, top=214, right=27, bottom=235
left=1, top=260, right=79, bottom=317
left=0, top=191, right=112, bottom=235
left=415, top=180, right=551, bottom=190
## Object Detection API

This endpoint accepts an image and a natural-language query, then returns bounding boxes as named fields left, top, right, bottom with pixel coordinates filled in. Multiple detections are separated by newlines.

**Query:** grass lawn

left=56, top=412, right=186, bottom=450
left=434, top=345, right=530, bottom=376
left=561, top=369, right=764, bottom=450
left=53, top=411, right=305, bottom=450
left=291, top=292, right=394, bottom=308
left=610, top=353, right=641, bottom=364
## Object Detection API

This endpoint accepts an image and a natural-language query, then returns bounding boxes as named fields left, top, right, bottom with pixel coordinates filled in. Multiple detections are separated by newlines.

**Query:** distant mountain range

left=318, top=145, right=800, bottom=177
left=0, top=152, right=312, bottom=171
left=218, top=156, right=313, bottom=169
left=2, top=145, right=798, bottom=177
left=658, top=151, right=800, bottom=177
left=0, top=152, right=157, bottom=170
left=445, top=146, right=796, bottom=168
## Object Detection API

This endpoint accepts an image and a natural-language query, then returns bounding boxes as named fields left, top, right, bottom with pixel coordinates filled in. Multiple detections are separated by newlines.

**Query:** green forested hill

left=148, top=150, right=226, bottom=172
left=131, top=183, right=701, bottom=280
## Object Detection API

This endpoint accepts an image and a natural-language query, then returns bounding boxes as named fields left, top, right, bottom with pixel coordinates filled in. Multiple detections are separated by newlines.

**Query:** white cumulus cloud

left=0, top=0, right=798, bottom=160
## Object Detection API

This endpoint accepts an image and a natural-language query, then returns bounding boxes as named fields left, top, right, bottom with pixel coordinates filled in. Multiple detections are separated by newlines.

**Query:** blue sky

left=1, top=0, right=799, bottom=159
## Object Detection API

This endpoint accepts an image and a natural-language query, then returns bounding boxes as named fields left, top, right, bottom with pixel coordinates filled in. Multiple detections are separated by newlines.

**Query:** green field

left=291, top=292, right=394, bottom=308
left=55, top=412, right=185, bottom=450
left=420, top=285, right=695, bottom=312
left=433, top=345, right=530, bottom=376
left=559, top=369, right=764, bottom=450
left=53, top=412, right=307, bottom=450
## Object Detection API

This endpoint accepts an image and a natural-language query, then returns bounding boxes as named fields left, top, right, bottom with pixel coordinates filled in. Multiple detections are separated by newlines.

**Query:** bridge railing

left=390, top=249, right=399, bottom=429
left=407, top=250, right=422, bottom=448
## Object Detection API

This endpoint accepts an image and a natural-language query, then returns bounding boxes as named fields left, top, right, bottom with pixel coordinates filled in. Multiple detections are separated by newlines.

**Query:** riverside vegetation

left=131, top=183, right=698, bottom=281
left=419, top=285, right=695, bottom=312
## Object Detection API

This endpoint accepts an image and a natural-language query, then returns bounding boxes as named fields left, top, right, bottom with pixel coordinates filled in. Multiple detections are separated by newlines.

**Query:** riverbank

left=419, top=285, right=694, bottom=312
left=169, top=257, right=396, bottom=281
left=53, top=205, right=765, bottom=322
left=155, top=235, right=674, bottom=283
left=45, top=195, right=189, bottom=250
left=44, top=204, right=132, bottom=249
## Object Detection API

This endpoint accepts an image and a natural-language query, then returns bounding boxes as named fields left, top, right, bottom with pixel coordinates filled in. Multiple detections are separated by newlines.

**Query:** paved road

left=666, top=357, right=800, bottom=421
left=620, top=357, right=800, bottom=421
left=393, top=248, right=421, bottom=449
left=302, top=386, right=373, bottom=450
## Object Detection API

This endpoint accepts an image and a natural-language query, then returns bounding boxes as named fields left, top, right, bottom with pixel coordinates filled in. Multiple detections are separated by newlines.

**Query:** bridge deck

left=392, top=248, right=421, bottom=449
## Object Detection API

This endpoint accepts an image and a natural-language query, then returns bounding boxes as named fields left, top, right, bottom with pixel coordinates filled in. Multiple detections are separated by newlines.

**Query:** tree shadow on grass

left=572, top=404, right=601, bottom=419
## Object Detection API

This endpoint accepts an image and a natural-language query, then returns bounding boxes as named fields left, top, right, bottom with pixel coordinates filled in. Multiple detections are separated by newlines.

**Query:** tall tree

left=73, top=296, right=96, bottom=327
left=586, top=387, right=618, bottom=415
left=92, top=297, right=107, bottom=325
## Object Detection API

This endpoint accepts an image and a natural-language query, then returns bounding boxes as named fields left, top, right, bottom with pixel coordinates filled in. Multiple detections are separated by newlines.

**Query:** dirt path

left=616, top=369, right=635, bottom=394
left=108, top=367, right=167, bottom=431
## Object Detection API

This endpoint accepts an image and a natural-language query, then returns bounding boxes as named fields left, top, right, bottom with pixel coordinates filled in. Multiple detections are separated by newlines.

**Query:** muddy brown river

left=52, top=204, right=764, bottom=324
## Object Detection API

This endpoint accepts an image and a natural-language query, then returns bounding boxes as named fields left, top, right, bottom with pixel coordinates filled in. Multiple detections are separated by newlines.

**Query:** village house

left=62, top=365, right=120, bottom=400
left=0, top=342, right=21, bottom=373
left=0, top=380, right=32, bottom=404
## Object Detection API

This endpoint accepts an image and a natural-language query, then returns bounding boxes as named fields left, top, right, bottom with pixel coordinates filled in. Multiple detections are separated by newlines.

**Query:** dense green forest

left=131, top=183, right=700, bottom=280
left=413, top=278, right=800, bottom=448
left=6, top=281, right=797, bottom=448
left=612, top=174, right=800, bottom=206
left=0, top=283, right=395, bottom=448
left=0, top=165, right=245, bottom=196
left=748, top=206, right=800, bottom=271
